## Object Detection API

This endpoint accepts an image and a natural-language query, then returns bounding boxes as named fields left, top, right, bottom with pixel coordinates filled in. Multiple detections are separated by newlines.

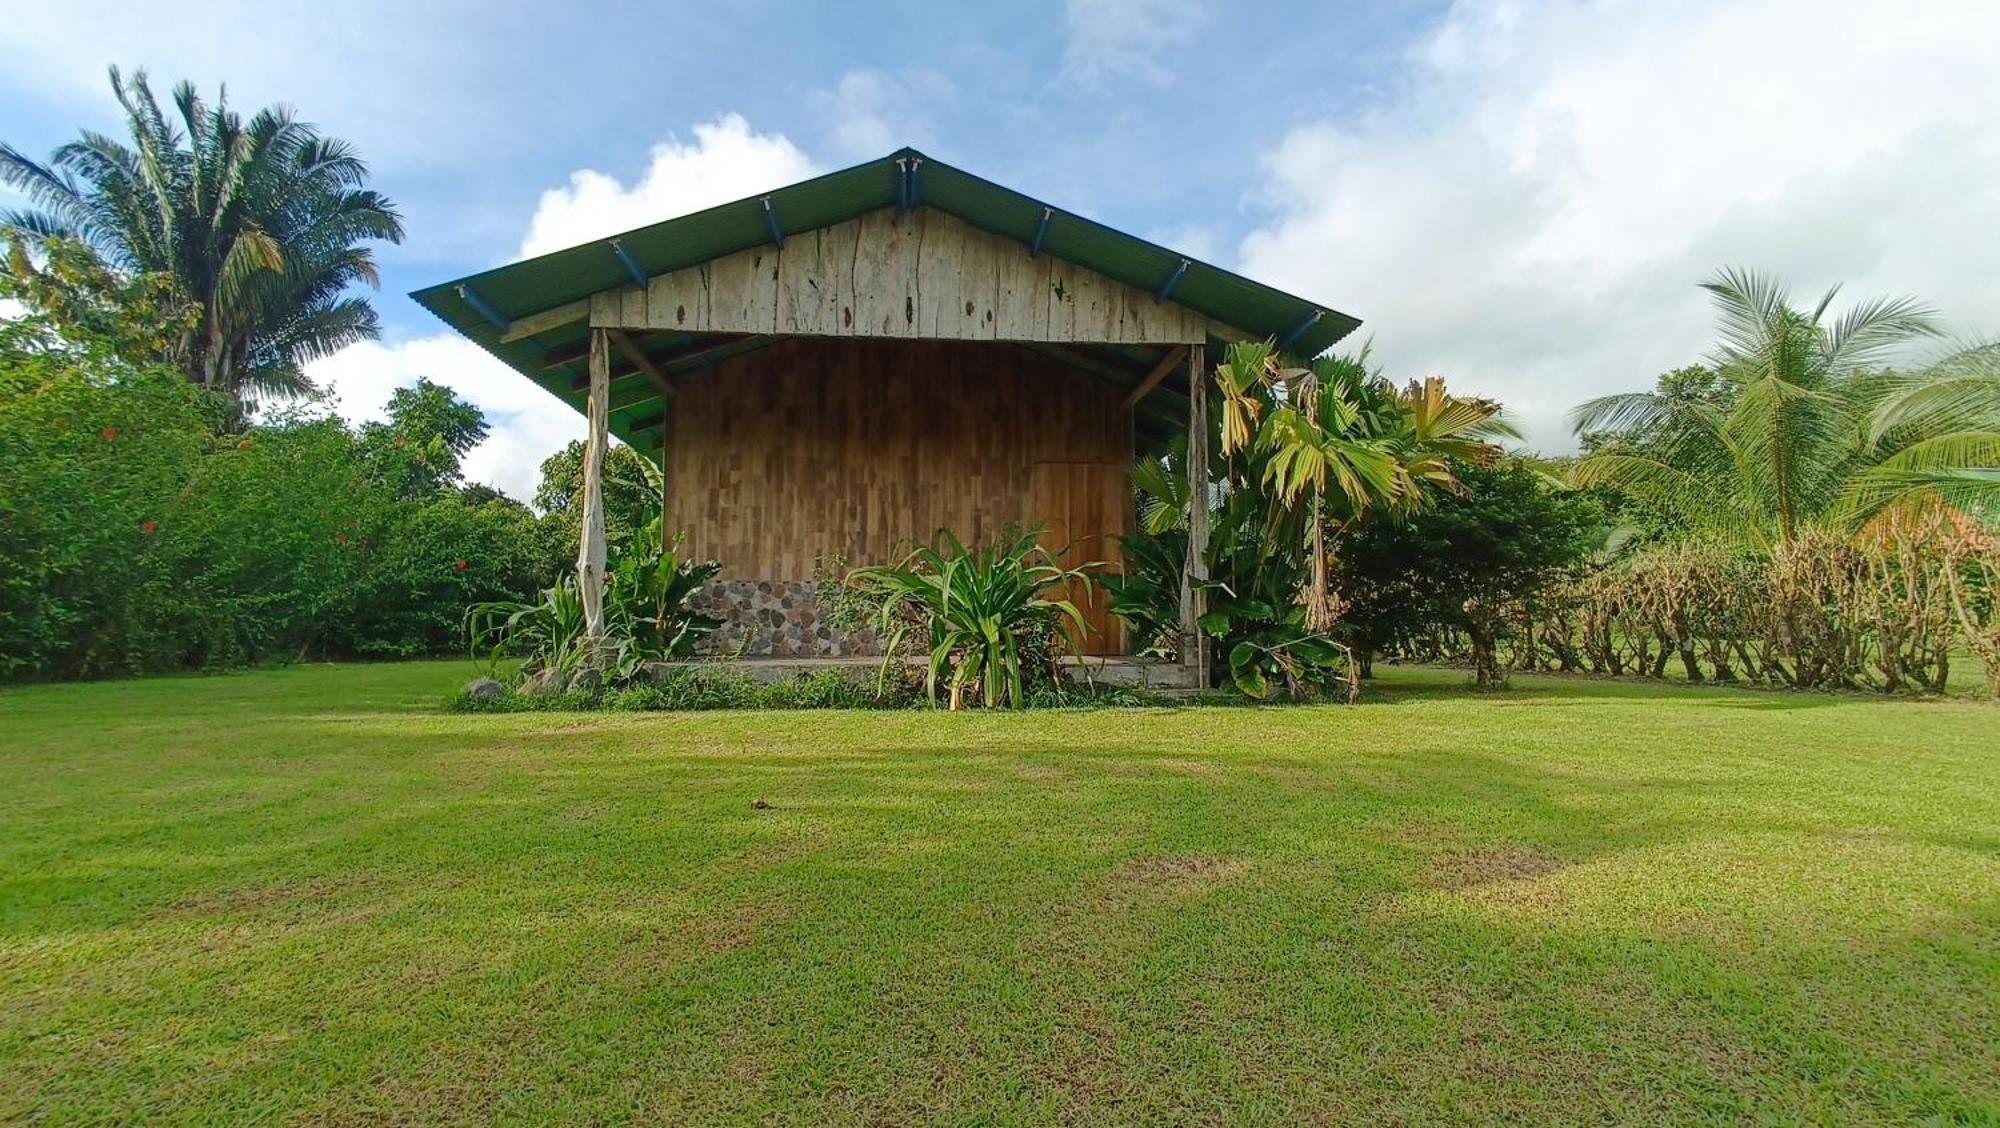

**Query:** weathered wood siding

left=592, top=208, right=1211, bottom=345
left=663, top=337, right=1134, bottom=651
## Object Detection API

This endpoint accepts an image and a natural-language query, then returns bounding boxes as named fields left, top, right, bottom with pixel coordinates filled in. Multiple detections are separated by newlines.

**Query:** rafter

left=1122, top=345, right=1190, bottom=409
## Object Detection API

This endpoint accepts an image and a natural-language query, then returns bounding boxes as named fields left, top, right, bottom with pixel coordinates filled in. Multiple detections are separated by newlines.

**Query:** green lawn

left=2, top=663, right=1995, bottom=1123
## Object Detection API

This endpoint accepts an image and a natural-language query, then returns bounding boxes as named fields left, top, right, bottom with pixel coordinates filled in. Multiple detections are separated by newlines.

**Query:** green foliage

left=1569, top=268, right=1971, bottom=549
left=343, top=492, right=545, bottom=658
left=849, top=526, right=1095, bottom=709
left=1101, top=526, right=1186, bottom=657
left=0, top=312, right=548, bottom=680
left=1338, top=461, right=1609, bottom=685
left=358, top=378, right=491, bottom=498
left=611, top=519, right=722, bottom=659
left=467, top=517, right=720, bottom=682
left=532, top=439, right=663, bottom=573
left=0, top=67, right=403, bottom=409
left=452, top=663, right=926, bottom=713
left=1113, top=342, right=1509, bottom=698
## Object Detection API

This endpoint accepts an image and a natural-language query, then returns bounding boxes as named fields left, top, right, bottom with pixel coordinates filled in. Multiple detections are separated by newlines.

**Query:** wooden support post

left=1181, top=342, right=1210, bottom=688
left=577, top=328, right=611, bottom=655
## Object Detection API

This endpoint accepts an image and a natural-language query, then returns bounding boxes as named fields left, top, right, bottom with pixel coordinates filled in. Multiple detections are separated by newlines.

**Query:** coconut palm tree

left=1839, top=343, right=2000, bottom=524
left=1570, top=268, right=1942, bottom=551
left=0, top=67, right=403, bottom=410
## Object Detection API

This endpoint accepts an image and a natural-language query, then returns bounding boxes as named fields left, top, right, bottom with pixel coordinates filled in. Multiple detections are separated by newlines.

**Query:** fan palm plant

left=1217, top=341, right=1511, bottom=631
left=0, top=67, right=403, bottom=410
left=1571, top=268, right=1942, bottom=550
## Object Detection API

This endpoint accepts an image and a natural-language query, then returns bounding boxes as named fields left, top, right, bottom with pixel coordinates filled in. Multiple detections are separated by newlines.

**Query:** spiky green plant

left=850, top=527, right=1095, bottom=710
left=467, top=518, right=718, bottom=680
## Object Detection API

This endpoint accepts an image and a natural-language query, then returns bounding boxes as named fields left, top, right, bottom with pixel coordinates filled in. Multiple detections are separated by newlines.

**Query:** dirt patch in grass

left=1109, top=854, right=1249, bottom=890
left=162, top=874, right=377, bottom=918
left=1428, top=846, right=1564, bottom=892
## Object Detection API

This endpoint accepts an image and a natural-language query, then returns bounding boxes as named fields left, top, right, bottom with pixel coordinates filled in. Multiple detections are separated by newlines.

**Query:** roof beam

left=499, top=298, right=592, bottom=343
left=1276, top=309, right=1325, bottom=355
left=657, top=334, right=783, bottom=377
left=1019, top=343, right=1183, bottom=427
left=761, top=197, right=785, bottom=248
left=610, top=328, right=676, bottom=403
left=1122, top=345, right=1191, bottom=409
left=455, top=284, right=508, bottom=330
left=610, top=239, right=647, bottom=288
left=555, top=332, right=701, bottom=381
left=1028, top=207, right=1053, bottom=257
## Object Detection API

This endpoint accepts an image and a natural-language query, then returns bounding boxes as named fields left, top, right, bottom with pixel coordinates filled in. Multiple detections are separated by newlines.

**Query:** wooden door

left=1029, top=461, right=1129, bottom=656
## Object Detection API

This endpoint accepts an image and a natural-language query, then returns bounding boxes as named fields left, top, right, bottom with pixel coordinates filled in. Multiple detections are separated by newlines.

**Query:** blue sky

left=5, top=0, right=1997, bottom=498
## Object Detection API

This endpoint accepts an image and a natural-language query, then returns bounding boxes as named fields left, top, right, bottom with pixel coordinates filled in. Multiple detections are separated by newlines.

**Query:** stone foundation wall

left=691, top=580, right=880, bottom=657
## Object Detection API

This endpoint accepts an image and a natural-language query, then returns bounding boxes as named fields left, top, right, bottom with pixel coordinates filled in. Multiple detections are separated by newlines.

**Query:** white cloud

left=305, top=334, right=583, bottom=503
left=1147, top=223, right=1221, bottom=264
left=1236, top=0, right=2000, bottom=452
left=808, top=68, right=955, bottom=160
left=1058, top=0, right=1209, bottom=89
left=310, top=113, right=825, bottom=500
left=516, top=115, right=819, bottom=259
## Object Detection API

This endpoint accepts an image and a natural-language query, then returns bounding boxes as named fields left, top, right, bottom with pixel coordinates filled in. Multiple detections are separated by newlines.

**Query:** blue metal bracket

left=610, top=239, right=647, bottom=288
left=1154, top=258, right=1189, bottom=304
left=762, top=197, right=785, bottom=248
left=895, top=157, right=926, bottom=212
left=1029, top=207, right=1053, bottom=258
left=1276, top=309, right=1325, bottom=354
left=455, top=284, right=508, bottom=330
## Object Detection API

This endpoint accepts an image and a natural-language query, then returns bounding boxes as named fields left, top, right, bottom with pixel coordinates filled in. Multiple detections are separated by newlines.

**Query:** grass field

left=2, top=662, right=1995, bottom=1123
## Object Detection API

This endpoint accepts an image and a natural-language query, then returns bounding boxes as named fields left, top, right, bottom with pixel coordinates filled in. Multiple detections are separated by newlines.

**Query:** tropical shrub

left=1473, top=508, right=1992, bottom=693
left=848, top=526, right=1095, bottom=709
left=1337, top=461, right=1608, bottom=686
left=1113, top=342, right=1510, bottom=698
left=466, top=517, right=719, bottom=682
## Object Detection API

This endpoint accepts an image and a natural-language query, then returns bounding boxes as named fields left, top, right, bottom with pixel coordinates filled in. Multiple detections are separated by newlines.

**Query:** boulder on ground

left=568, top=667, right=604, bottom=695
left=463, top=677, right=505, bottom=703
left=521, top=667, right=568, bottom=696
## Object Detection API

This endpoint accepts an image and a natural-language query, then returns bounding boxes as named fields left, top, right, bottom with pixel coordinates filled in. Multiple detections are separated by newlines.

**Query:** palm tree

left=1215, top=340, right=1511, bottom=630
left=0, top=67, right=403, bottom=409
left=1840, top=343, right=2000, bottom=524
left=1571, top=268, right=1941, bottom=550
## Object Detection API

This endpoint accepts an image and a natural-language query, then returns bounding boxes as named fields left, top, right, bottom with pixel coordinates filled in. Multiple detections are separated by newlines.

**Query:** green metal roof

left=409, top=147, right=1360, bottom=450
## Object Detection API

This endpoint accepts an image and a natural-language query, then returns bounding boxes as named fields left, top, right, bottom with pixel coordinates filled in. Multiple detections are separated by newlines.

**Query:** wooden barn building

left=414, top=149, right=1359, bottom=682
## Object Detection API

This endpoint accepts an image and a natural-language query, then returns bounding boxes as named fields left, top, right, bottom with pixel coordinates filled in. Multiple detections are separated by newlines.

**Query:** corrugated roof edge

left=411, top=146, right=1360, bottom=357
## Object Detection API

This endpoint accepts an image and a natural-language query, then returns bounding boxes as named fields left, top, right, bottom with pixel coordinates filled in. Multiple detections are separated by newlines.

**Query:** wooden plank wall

left=592, top=208, right=1211, bottom=345
left=664, top=336, right=1134, bottom=602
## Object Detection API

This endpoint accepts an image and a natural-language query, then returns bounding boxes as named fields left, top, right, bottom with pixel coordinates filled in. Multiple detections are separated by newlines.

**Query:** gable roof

left=408, top=148, right=1361, bottom=450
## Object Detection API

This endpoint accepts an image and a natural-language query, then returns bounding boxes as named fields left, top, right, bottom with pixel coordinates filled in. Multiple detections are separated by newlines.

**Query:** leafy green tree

left=1843, top=344, right=2000, bottom=523
left=0, top=67, right=403, bottom=409
left=533, top=440, right=661, bottom=567
left=339, top=492, right=547, bottom=658
left=359, top=378, right=490, bottom=498
left=1337, top=461, right=1607, bottom=686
